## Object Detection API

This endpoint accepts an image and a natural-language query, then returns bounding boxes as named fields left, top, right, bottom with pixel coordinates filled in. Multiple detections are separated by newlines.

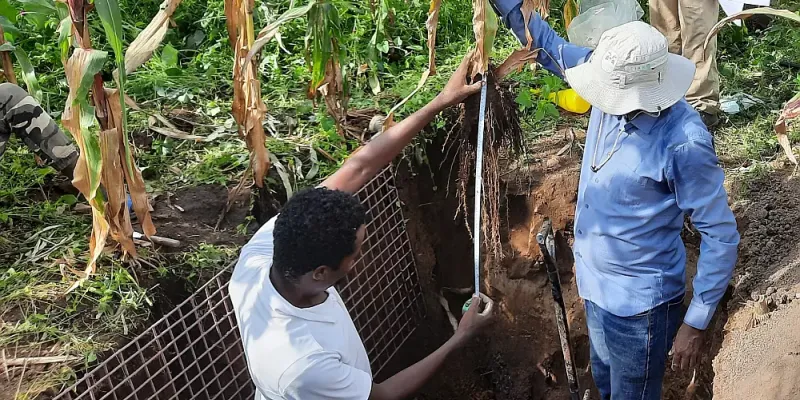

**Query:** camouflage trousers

left=0, top=82, right=79, bottom=177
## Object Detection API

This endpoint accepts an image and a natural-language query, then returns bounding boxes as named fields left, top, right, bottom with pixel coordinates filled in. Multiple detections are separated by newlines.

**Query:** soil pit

left=385, top=127, right=595, bottom=399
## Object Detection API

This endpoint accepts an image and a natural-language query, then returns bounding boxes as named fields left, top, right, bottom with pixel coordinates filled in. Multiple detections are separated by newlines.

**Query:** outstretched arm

left=490, top=0, right=591, bottom=78
left=321, top=56, right=482, bottom=194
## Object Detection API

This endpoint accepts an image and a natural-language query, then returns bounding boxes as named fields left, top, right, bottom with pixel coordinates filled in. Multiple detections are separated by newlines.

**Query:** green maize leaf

left=306, top=1, right=341, bottom=96
left=57, top=16, right=72, bottom=64
left=245, top=0, right=314, bottom=67
left=18, top=0, right=57, bottom=13
left=78, top=101, right=103, bottom=202
left=93, top=0, right=131, bottom=173
left=12, top=47, right=43, bottom=101
left=75, top=50, right=107, bottom=100
left=0, top=0, right=17, bottom=24
left=0, top=16, right=19, bottom=40
left=484, top=0, right=498, bottom=63
left=17, top=0, right=57, bottom=29
left=55, top=1, right=69, bottom=19
left=0, top=42, right=14, bottom=52
left=94, top=0, right=124, bottom=63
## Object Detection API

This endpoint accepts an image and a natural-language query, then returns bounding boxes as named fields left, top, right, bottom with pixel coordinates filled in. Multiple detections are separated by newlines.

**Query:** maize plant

left=225, top=0, right=271, bottom=187
left=367, top=0, right=390, bottom=94
left=306, top=0, right=349, bottom=137
left=61, top=0, right=182, bottom=288
left=243, top=0, right=352, bottom=142
left=0, top=10, right=42, bottom=100
left=704, top=7, right=800, bottom=165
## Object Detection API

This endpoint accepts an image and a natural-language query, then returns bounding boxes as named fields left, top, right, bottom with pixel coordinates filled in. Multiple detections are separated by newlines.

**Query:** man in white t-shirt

left=230, top=55, right=494, bottom=400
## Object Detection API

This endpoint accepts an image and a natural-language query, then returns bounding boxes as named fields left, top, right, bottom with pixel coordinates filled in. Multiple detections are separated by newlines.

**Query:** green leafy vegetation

left=1, top=0, right=799, bottom=397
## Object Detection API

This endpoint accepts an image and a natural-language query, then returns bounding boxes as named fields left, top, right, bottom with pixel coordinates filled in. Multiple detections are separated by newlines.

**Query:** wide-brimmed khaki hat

left=564, top=21, right=696, bottom=115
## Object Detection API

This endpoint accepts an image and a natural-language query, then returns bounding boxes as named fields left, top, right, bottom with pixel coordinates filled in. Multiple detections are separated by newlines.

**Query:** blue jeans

left=584, top=295, right=685, bottom=400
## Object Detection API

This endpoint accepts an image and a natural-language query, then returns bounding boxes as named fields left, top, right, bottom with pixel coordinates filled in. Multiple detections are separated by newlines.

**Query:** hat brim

left=563, top=53, right=695, bottom=115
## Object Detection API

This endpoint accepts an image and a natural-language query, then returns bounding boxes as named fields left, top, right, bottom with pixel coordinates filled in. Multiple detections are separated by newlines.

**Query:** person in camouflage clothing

left=0, top=82, right=79, bottom=179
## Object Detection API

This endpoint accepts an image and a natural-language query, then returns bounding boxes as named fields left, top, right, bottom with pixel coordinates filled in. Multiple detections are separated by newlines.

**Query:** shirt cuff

left=683, top=298, right=716, bottom=330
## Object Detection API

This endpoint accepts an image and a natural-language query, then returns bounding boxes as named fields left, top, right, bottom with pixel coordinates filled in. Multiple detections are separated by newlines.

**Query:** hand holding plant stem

left=435, top=54, right=485, bottom=108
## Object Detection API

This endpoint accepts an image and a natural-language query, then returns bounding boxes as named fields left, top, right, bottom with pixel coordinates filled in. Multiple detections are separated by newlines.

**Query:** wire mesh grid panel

left=337, top=166, right=424, bottom=374
left=53, top=271, right=255, bottom=400
left=54, top=166, right=423, bottom=399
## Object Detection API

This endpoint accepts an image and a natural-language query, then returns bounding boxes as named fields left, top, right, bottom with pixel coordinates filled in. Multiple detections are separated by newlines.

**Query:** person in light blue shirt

left=489, top=3, right=740, bottom=399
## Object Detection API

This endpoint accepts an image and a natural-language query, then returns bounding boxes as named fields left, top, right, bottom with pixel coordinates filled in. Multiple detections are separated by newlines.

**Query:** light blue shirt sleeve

left=669, top=135, right=740, bottom=330
left=491, top=0, right=591, bottom=78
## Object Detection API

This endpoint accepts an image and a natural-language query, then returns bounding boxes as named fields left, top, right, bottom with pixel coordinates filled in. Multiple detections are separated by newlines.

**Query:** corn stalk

left=704, top=7, right=800, bottom=165
left=63, top=0, right=158, bottom=289
left=225, top=0, right=270, bottom=187
left=0, top=24, right=18, bottom=84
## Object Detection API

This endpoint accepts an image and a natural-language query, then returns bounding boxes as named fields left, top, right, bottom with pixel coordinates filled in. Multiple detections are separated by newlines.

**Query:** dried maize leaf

left=426, top=0, right=443, bottom=76
left=244, top=1, right=314, bottom=68
left=100, top=127, right=136, bottom=256
left=121, top=0, right=182, bottom=75
left=318, top=57, right=348, bottom=132
left=226, top=0, right=271, bottom=187
left=774, top=92, right=800, bottom=165
left=705, top=8, right=800, bottom=52
left=470, top=0, right=497, bottom=77
left=495, top=48, right=538, bottom=81
left=106, top=88, right=156, bottom=237
left=563, top=0, right=577, bottom=29
left=223, top=0, right=239, bottom=52
left=63, top=48, right=109, bottom=277
left=520, top=0, right=549, bottom=48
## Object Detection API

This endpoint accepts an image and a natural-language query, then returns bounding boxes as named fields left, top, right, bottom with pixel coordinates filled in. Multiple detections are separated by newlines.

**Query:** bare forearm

left=321, top=96, right=448, bottom=194
left=370, top=337, right=460, bottom=400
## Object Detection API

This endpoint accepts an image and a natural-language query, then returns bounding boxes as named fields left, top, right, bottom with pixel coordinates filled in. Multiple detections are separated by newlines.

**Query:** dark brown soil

left=709, top=169, right=800, bottom=399
left=148, top=184, right=251, bottom=248
left=731, top=171, right=800, bottom=294
left=0, top=183, right=255, bottom=399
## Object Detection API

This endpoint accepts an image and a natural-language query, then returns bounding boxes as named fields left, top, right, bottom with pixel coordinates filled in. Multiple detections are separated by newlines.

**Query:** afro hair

left=273, top=187, right=367, bottom=281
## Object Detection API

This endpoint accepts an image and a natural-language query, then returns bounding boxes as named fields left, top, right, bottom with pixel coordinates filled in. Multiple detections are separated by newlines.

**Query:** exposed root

left=438, top=291, right=459, bottom=333
left=450, top=67, right=523, bottom=261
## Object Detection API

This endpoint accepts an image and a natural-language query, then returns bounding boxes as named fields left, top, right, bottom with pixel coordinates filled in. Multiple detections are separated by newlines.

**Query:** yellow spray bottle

left=548, top=88, right=591, bottom=114
left=530, top=88, right=591, bottom=114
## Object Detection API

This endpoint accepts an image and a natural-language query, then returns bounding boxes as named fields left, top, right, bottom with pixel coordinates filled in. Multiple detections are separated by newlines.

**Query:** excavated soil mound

left=713, top=292, right=800, bottom=400
left=710, top=170, right=800, bottom=399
